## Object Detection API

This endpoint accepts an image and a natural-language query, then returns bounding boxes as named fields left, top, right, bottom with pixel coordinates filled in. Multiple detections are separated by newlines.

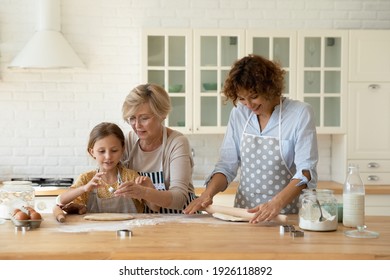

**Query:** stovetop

left=11, top=177, right=73, bottom=188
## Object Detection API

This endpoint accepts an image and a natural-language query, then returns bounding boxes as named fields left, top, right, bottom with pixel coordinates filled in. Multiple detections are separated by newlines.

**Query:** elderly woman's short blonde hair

left=122, top=83, right=171, bottom=121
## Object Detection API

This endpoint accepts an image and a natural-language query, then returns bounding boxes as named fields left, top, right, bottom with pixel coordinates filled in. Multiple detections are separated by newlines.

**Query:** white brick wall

left=0, top=0, right=389, bottom=181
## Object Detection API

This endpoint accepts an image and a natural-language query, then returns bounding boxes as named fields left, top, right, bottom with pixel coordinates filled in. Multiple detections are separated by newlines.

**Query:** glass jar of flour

left=0, top=181, right=34, bottom=219
left=299, top=189, right=338, bottom=231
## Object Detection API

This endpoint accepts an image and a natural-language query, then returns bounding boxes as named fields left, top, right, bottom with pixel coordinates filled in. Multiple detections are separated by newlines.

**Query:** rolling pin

left=53, top=205, right=66, bottom=223
left=205, top=204, right=294, bottom=224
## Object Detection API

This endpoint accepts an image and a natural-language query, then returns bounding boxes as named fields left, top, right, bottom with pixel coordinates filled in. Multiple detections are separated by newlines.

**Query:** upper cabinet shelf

left=142, top=29, right=350, bottom=134
left=193, top=29, right=245, bottom=133
left=297, top=30, right=348, bottom=134
left=246, top=30, right=297, bottom=100
left=141, top=29, right=193, bottom=132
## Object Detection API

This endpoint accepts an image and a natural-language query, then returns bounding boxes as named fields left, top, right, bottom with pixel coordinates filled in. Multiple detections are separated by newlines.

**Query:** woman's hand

left=115, top=176, right=153, bottom=200
left=83, top=171, right=105, bottom=193
left=247, top=198, right=283, bottom=223
left=183, top=192, right=213, bottom=214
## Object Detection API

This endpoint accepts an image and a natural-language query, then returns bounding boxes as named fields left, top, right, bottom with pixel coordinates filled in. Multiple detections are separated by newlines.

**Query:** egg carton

left=10, top=216, right=43, bottom=229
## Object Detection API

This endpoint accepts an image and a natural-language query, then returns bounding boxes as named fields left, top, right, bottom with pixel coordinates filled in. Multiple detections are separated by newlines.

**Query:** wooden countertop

left=195, top=181, right=390, bottom=196
left=0, top=213, right=389, bottom=260
left=1, top=181, right=389, bottom=196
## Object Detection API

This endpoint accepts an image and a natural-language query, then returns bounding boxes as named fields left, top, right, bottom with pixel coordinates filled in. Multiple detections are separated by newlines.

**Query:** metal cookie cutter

left=117, top=229, right=132, bottom=238
left=280, top=225, right=295, bottom=234
left=290, top=230, right=304, bottom=238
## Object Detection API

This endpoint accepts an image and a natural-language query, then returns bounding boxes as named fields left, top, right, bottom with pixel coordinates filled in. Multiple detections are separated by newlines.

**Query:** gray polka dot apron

left=235, top=100, right=299, bottom=214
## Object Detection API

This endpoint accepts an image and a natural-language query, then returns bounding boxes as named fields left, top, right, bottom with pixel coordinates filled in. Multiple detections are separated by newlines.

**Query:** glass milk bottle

left=343, top=163, right=365, bottom=228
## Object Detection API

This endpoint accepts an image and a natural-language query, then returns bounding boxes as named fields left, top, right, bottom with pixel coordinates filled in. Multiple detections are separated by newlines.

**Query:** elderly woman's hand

left=114, top=176, right=154, bottom=200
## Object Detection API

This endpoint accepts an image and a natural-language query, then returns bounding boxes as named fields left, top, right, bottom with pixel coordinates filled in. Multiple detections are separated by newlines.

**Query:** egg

left=24, top=206, right=36, bottom=216
left=14, top=211, right=30, bottom=220
left=30, top=212, right=42, bottom=220
left=12, top=208, right=22, bottom=217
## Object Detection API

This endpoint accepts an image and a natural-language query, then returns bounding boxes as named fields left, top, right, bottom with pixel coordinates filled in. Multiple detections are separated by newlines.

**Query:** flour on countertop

left=40, top=213, right=272, bottom=233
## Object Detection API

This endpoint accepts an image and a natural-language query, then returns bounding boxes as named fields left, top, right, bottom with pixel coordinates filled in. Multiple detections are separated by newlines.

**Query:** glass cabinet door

left=193, top=29, right=245, bottom=133
left=142, top=29, right=193, bottom=132
left=246, top=30, right=297, bottom=99
left=297, top=30, right=347, bottom=134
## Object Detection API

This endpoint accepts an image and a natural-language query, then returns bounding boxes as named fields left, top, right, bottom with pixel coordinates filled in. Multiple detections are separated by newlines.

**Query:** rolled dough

left=206, top=205, right=288, bottom=224
left=212, top=212, right=248, bottom=222
left=84, top=213, right=135, bottom=221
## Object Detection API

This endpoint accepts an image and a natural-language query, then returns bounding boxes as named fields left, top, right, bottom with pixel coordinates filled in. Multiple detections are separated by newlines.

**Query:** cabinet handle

left=367, top=162, right=379, bottom=168
left=368, top=84, right=380, bottom=90
left=367, top=175, right=379, bottom=181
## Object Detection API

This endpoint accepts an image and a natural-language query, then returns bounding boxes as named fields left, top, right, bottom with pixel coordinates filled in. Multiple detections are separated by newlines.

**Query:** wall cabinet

left=297, top=30, right=348, bottom=134
left=141, top=29, right=193, bottom=132
left=246, top=30, right=297, bottom=100
left=349, top=30, right=390, bottom=82
left=346, top=30, right=390, bottom=184
left=143, top=29, right=347, bottom=134
left=193, top=29, right=245, bottom=133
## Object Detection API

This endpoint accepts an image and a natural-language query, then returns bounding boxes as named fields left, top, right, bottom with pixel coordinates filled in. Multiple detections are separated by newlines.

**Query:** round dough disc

left=84, top=213, right=135, bottom=221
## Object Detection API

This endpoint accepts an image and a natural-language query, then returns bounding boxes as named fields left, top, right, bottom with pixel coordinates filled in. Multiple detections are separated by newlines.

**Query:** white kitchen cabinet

left=246, top=30, right=297, bottom=100
left=297, top=30, right=348, bottom=134
left=192, top=29, right=245, bottom=133
left=142, top=29, right=193, bottom=133
left=143, top=29, right=348, bottom=134
left=346, top=30, right=390, bottom=185
left=143, top=29, right=244, bottom=134
left=347, top=83, right=390, bottom=184
left=335, top=194, right=390, bottom=216
left=348, top=83, right=390, bottom=159
left=349, top=30, right=390, bottom=82
left=347, top=160, right=390, bottom=185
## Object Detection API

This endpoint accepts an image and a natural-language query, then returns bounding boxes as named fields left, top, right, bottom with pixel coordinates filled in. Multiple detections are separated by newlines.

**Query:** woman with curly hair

left=185, top=54, right=318, bottom=223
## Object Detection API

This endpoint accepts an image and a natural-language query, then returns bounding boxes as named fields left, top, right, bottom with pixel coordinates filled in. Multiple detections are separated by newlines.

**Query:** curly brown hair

left=223, top=54, right=285, bottom=106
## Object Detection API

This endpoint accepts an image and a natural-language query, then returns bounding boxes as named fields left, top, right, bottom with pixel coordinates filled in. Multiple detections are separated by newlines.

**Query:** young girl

left=57, top=122, right=146, bottom=213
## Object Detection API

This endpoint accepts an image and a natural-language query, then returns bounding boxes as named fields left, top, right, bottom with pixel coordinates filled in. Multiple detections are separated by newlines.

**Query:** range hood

left=8, top=0, right=84, bottom=69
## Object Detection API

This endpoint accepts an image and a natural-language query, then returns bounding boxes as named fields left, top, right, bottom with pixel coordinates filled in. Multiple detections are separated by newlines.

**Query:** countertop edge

left=195, top=181, right=390, bottom=195
left=1, top=181, right=389, bottom=196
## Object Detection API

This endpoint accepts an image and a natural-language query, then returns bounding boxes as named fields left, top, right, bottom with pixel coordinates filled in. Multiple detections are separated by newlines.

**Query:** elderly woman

left=184, top=54, right=318, bottom=223
left=115, top=83, right=196, bottom=213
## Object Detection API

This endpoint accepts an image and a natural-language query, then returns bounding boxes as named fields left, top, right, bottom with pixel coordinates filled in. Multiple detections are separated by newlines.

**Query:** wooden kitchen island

left=0, top=213, right=389, bottom=260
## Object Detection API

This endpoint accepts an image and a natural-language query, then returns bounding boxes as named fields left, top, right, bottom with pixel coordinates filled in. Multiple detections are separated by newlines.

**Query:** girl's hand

left=83, top=171, right=105, bottom=193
